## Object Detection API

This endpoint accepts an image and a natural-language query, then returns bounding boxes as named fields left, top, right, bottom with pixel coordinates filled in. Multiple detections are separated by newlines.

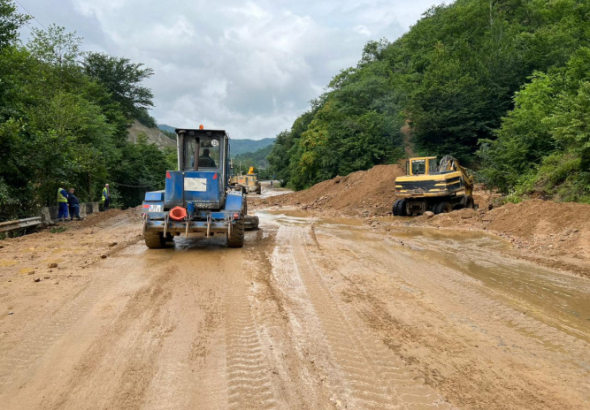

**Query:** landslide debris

left=251, top=164, right=495, bottom=217
left=251, top=165, right=589, bottom=276
left=252, top=165, right=405, bottom=217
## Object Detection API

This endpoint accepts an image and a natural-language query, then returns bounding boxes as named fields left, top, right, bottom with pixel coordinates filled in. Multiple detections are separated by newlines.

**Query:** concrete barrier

left=39, top=202, right=100, bottom=224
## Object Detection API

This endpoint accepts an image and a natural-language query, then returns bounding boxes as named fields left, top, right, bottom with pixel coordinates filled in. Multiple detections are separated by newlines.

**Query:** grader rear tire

left=144, top=231, right=166, bottom=249
left=227, top=218, right=245, bottom=248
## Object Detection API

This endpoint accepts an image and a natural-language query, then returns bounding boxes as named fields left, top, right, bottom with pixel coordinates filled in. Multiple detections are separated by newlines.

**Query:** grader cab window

left=184, top=136, right=221, bottom=170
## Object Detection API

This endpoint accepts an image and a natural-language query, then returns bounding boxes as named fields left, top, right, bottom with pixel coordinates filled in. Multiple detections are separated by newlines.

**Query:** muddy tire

left=393, top=199, right=407, bottom=216
left=245, top=216, right=259, bottom=230
left=434, top=201, right=452, bottom=215
left=392, top=200, right=400, bottom=216
left=144, top=231, right=166, bottom=249
left=227, top=218, right=245, bottom=248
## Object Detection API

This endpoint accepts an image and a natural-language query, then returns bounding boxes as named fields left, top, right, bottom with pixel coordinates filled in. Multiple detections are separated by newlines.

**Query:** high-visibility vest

left=102, top=187, right=108, bottom=202
left=57, top=188, right=68, bottom=203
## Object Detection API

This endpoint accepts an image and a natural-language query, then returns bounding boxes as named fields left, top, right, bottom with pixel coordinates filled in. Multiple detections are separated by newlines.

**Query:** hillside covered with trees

left=269, top=0, right=590, bottom=203
left=0, top=0, right=175, bottom=220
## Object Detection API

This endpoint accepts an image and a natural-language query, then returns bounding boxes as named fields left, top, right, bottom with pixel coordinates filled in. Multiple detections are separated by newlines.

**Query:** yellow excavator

left=230, top=167, right=262, bottom=195
left=392, top=156, right=475, bottom=216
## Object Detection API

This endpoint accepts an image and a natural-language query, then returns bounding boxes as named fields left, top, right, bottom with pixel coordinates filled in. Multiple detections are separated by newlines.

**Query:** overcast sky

left=18, top=0, right=444, bottom=139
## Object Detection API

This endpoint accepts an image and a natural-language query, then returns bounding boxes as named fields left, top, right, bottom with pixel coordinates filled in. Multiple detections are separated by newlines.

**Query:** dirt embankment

left=413, top=201, right=590, bottom=275
left=252, top=165, right=590, bottom=276
left=253, top=164, right=406, bottom=216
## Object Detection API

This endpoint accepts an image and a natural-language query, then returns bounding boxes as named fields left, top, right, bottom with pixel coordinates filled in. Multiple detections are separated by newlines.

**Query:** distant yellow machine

left=392, top=156, right=475, bottom=216
left=230, top=167, right=262, bottom=194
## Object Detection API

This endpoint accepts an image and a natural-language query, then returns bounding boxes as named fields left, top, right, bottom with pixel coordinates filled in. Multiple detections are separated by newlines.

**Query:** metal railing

left=0, top=217, right=42, bottom=233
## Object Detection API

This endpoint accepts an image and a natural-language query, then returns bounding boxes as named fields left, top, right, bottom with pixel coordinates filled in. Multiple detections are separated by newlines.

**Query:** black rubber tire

left=434, top=201, right=451, bottom=215
left=227, top=218, right=245, bottom=248
left=392, top=199, right=400, bottom=216
left=250, top=216, right=259, bottom=230
left=393, top=199, right=407, bottom=216
left=244, top=215, right=259, bottom=230
left=144, top=231, right=166, bottom=249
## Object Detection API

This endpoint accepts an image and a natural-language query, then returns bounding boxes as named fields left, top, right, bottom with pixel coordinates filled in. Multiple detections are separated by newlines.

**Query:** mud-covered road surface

left=0, top=209, right=589, bottom=409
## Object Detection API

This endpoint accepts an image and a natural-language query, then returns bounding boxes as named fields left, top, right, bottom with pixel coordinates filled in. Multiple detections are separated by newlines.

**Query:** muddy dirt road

left=0, top=209, right=589, bottom=409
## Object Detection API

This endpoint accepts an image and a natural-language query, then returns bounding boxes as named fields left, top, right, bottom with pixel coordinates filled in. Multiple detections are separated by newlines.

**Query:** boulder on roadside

left=424, top=211, right=435, bottom=219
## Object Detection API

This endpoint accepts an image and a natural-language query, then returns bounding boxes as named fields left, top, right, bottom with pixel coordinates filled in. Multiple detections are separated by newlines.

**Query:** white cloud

left=22, top=0, right=446, bottom=139
left=353, top=25, right=371, bottom=36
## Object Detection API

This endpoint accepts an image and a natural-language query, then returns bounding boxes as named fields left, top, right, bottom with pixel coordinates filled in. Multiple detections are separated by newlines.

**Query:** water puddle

left=385, top=227, right=590, bottom=342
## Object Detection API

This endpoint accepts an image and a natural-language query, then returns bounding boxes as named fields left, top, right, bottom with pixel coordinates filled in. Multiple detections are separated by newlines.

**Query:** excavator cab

left=406, top=157, right=437, bottom=176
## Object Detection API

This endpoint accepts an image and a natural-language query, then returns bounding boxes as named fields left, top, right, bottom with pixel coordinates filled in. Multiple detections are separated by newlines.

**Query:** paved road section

left=0, top=209, right=588, bottom=409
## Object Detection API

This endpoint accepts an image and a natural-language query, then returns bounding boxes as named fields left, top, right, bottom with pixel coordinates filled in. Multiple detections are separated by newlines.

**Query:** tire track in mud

left=320, top=227, right=590, bottom=408
left=0, top=257, right=137, bottom=392
left=224, top=262, right=278, bottom=410
left=371, top=237, right=590, bottom=401
left=292, top=226, right=451, bottom=410
left=141, top=250, right=230, bottom=410
left=53, top=263, right=177, bottom=410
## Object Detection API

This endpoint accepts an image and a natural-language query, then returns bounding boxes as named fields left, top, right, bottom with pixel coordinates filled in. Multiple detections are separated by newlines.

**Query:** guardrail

left=0, top=217, right=42, bottom=233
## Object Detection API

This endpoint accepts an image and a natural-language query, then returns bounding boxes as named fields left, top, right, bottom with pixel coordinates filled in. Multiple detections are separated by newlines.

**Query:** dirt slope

left=255, top=164, right=405, bottom=216
left=411, top=201, right=590, bottom=275
left=128, top=120, right=175, bottom=149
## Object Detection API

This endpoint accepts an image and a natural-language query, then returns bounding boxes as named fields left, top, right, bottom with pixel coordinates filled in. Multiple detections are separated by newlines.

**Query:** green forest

left=268, top=0, right=590, bottom=203
left=0, top=0, right=176, bottom=221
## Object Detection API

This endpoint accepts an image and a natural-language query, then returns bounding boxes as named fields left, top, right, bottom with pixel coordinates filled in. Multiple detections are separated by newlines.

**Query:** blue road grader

left=141, top=127, right=259, bottom=249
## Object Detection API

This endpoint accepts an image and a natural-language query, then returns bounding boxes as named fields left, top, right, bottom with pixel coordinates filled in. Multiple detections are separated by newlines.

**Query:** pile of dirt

left=78, top=207, right=141, bottom=229
left=401, top=200, right=590, bottom=276
left=253, top=164, right=405, bottom=216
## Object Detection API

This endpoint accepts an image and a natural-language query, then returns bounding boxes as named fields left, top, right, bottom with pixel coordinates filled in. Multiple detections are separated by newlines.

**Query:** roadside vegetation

left=269, top=0, right=590, bottom=203
left=0, top=0, right=175, bottom=221
left=232, top=145, right=273, bottom=179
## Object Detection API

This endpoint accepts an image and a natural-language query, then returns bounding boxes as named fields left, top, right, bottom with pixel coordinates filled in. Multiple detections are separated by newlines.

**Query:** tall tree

left=83, top=52, right=155, bottom=125
left=0, top=0, right=29, bottom=49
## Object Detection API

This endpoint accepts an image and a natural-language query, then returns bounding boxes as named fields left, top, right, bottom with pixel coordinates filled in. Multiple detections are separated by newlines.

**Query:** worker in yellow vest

left=102, top=184, right=111, bottom=211
left=57, top=185, right=69, bottom=222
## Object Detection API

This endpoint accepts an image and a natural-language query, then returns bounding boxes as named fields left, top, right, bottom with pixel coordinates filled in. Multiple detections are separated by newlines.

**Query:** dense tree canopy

left=83, top=52, right=157, bottom=127
left=0, top=1, right=174, bottom=220
left=269, top=0, right=590, bottom=202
